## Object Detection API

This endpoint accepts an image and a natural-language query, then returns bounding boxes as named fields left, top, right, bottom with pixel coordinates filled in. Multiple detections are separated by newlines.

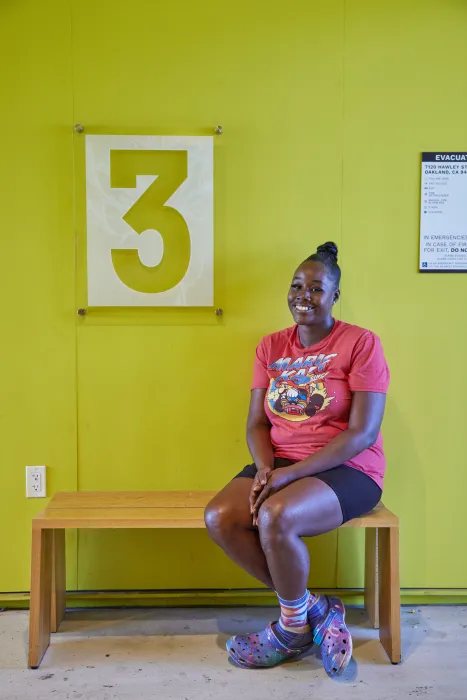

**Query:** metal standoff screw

left=215, top=308, right=223, bottom=316
left=77, top=308, right=87, bottom=316
left=74, top=124, right=84, bottom=133
left=214, top=125, right=223, bottom=135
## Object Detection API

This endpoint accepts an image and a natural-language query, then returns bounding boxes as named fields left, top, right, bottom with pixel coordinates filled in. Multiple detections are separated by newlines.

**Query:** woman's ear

left=333, top=288, right=341, bottom=305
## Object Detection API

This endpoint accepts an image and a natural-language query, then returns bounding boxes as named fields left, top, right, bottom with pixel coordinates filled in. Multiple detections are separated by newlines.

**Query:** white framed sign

left=85, top=135, right=214, bottom=306
left=420, top=152, right=467, bottom=272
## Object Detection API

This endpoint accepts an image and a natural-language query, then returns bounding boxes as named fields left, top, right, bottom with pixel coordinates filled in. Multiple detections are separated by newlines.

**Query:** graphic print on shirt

left=266, top=353, right=337, bottom=422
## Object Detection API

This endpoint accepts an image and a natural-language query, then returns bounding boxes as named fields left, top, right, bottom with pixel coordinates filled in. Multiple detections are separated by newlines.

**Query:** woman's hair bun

left=316, top=241, right=338, bottom=263
left=303, top=241, right=341, bottom=286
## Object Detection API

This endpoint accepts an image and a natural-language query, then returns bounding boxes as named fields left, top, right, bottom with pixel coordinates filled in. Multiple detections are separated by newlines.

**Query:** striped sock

left=307, top=592, right=330, bottom=628
left=274, top=591, right=313, bottom=649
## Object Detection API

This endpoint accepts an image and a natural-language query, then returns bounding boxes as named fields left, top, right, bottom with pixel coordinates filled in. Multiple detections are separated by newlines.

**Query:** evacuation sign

left=420, top=152, right=467, bottom=272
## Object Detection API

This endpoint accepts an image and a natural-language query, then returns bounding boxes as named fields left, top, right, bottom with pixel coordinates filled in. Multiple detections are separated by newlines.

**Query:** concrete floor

left=0, top=606, right=466, bottom=700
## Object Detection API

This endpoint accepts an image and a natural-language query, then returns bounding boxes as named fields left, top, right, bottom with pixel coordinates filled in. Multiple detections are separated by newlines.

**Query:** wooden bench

left=28, top=492, right=401, bottom=669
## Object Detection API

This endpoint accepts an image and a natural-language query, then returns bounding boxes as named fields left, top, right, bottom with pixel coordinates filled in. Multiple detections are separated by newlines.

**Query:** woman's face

left=287, top=261, right=339, bottom=326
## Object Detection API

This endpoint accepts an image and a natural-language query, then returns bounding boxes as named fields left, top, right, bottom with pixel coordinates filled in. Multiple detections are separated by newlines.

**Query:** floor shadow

left=400, top=605, right=436, bottom=661
left=45, top=603, right=425, bottom=670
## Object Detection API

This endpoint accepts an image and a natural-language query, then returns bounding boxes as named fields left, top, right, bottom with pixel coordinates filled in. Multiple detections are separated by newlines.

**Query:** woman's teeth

left=296, top=305, right=312, bottom=312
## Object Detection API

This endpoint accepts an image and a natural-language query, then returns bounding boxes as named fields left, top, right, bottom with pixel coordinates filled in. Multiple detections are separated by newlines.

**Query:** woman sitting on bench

left=205, top=242, right=390, bottom=676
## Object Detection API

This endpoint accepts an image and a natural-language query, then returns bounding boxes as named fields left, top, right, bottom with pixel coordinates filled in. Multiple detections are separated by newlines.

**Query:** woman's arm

left=246, top=389, right=276, bottom=520
left=246, top=389, right=275, bottom=470
left=252, top=391, right=386, bottom=513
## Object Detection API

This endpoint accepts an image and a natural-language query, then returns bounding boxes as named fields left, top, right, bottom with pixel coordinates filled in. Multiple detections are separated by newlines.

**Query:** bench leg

left=378, top=526, right=401, bottom=664
left=51, top=530, right=66, bottom=633
left=28, top=528, right=53, bottom=669
left=364, top=527, right=379, bottom=629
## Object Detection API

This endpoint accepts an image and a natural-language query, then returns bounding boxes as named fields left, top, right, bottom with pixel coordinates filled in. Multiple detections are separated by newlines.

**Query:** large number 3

left=110, top=150, right=190, bottom=293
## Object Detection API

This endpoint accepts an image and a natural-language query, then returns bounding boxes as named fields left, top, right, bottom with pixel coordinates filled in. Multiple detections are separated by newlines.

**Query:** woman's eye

left=311, top=287, right=323, bottom=292
left=291, top=284, right=301, bottom=290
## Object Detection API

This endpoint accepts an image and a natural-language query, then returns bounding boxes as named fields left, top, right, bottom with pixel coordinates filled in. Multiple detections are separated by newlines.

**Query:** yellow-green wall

left=1, top=0, right=466, bottom=595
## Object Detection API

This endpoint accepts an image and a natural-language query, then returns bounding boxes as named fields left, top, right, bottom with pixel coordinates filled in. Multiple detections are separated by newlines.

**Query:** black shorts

left=233, top=458, right=382, bottom=524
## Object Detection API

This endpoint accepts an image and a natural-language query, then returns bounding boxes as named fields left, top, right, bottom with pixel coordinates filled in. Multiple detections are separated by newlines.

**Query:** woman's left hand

left=252, top=467, right=297, bottom=523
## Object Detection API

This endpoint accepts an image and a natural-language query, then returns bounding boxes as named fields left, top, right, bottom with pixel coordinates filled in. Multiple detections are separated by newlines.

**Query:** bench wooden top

left=32, top=491, right=398, bottom=529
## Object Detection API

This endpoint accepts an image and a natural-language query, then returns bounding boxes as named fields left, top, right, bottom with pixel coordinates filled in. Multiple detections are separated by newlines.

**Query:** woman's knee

left=204, top=499, right=242, bottom=541
left=257, top=498, right=293, bottom=538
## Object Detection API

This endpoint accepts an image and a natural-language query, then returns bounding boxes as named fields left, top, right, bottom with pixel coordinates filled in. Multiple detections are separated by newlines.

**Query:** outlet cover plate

left=26, top=466, right=46, bottom=498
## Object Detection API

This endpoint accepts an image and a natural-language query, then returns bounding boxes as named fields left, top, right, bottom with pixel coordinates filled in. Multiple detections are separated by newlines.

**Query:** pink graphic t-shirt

left=251, top=320, right=390, bottom=489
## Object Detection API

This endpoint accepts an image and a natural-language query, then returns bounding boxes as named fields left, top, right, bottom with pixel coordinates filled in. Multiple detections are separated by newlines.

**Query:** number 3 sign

left=85, top=135, right=213, bottom=306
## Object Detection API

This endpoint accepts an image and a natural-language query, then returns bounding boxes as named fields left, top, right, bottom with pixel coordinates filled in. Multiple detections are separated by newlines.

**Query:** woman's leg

left=204, top=478, right=274, bottom=589
left=205, top=475, right=343, bottom=595
left=257, top=476, right=343, bottom=600
left=247, top=477, right=342, bottom=650
left=209, top=475, right=352, bottom=673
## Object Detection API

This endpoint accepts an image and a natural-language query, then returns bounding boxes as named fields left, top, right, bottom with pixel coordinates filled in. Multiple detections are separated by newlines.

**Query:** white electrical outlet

left=26, top=466, right=47, bottom=498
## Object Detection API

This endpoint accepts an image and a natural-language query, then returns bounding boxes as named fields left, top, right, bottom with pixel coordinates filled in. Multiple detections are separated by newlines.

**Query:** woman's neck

left=297, top=318, right=335, bottom=348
